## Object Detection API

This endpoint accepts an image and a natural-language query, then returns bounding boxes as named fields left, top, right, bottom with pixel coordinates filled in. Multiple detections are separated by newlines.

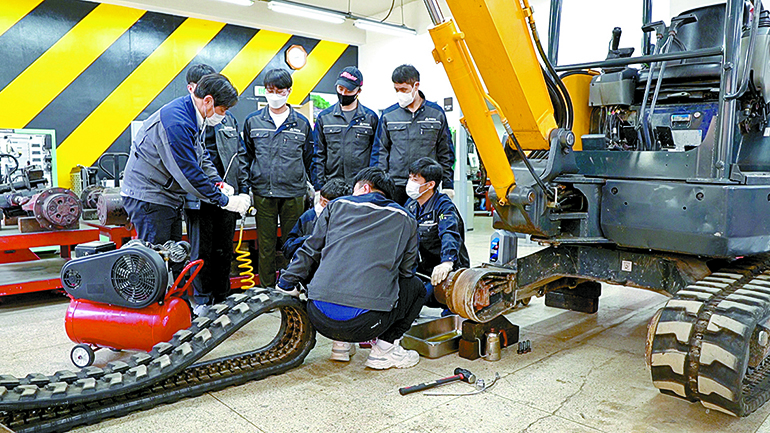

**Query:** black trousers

left=185, top=201, right=237, bottom=305
left=307, top=275, right=426, bottom=344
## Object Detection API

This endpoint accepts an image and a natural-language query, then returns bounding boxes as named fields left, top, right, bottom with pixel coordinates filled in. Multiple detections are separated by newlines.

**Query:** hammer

left=399, top=368, right=476, bottom=395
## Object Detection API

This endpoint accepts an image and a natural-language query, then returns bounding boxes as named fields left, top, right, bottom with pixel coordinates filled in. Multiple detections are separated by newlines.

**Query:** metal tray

left=402, top=315, right=464, bottom=358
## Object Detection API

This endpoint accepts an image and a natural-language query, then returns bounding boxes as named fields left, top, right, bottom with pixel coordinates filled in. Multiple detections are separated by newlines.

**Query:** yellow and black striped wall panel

left=0, top=0, right=357, bottom=188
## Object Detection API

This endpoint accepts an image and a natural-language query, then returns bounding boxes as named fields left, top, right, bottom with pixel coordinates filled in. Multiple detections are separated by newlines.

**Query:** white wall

left=357, top=1, right=459, bottom=126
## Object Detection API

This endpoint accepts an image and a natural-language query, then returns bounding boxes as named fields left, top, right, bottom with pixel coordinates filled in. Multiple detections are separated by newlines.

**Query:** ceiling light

left=354, top=19, right=417, bottom=36
left=267, top=1, right=347, bottom=24
left=215, top=0, right=254, bottom=6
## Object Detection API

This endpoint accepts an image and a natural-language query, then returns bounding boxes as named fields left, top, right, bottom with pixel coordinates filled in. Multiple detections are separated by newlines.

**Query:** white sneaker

left=330, top=341, right=356, bottom=362
left=364, top=341, right=420, bottom=370
left=192, top=304, right=210, bottom=317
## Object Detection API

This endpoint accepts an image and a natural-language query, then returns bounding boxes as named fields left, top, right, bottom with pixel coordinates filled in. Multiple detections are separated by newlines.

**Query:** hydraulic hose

left=522, top=0, right=574, bottom=130
left=481, top=92, right=555, bottom=200
left=0, top=153, right=19, bottom=184
left=235, top=211, right=255, bottom=290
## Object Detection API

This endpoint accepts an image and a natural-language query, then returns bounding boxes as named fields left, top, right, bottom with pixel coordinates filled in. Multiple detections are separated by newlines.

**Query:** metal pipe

left=553, top=46, right=723, bottom=71
left=642, top=0, right=653, bottom=55
left=715, top=0, right=744, bottom=179
left=726, top=0, right=761, bottom=99
left=547, top=0, right=563, bottom=65
left=422, top=0, right=445, bottom=25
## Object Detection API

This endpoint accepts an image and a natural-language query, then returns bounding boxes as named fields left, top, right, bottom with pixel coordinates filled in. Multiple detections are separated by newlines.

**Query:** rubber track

left=650, top=255, right=770, bottom=416
left=0, top=288, right=316, bottom=432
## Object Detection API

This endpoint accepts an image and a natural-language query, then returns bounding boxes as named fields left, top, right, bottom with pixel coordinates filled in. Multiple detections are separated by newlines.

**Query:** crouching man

left=276, top=167, right=425, bottom=369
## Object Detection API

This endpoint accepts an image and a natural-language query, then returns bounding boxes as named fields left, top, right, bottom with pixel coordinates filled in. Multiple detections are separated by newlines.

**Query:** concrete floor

left=2, top=216, right=770, bottom=432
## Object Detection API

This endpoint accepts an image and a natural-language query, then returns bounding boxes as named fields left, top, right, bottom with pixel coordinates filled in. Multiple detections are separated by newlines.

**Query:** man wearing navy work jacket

left=371, top=64, right=455, bottom=205
left=313, top=66, right=378, bottom=190
left=121, top=74, right=251, bottom=250
left=242, top=68, right=315, bottom=288
left=404, top=157, right=470, bottom=306
left=182, top=65, right=249, bottom=316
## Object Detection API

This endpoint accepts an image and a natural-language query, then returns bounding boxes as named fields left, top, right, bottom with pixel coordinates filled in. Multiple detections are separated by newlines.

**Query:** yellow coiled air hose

left=235, top=208, right=255, bottom=290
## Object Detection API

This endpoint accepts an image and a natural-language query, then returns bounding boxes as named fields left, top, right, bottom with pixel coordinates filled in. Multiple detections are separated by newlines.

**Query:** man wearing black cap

left=313, top=66, right=379, bottom=189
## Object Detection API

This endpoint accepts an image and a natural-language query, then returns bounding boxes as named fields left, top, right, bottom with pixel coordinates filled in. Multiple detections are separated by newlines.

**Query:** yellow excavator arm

left=425, top=0, right=560, bottom=204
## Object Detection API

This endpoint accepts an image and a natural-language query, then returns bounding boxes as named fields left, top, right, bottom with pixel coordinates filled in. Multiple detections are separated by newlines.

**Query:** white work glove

left=443, top=189, right=455, bottom=200
left=431, top=261, right=454, bottom=286
left=274, top=284, right=300, bottom=298
left=222, top=193, right=250, bottom=216
left=216, top=181, right=234, bottom=197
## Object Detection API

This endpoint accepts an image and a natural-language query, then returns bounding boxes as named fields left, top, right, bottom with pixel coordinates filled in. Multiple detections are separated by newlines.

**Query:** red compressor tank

left=64, top=259, right=202, bottom=354
left=65, top=297, right=191, bottom=352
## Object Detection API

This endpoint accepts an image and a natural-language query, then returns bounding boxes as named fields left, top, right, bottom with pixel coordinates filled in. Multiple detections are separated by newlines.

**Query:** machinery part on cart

left=70, top=344, right=96, bottom=369
left=648, top=255, right=770, bottom=416
left=80, top=185, right=105, bottom=209
left=425, top=372, right=500, bottom=396
left=97, top=192, right=129, bottom=226
left=24, top=187, right=82, bottom=230
left=0, top=166, right=47, bottom=195
left=0, top=288, right=315, bottom=433
left=399, top=367, right=476, bottom=395
left=61, top=242, right=169, bottom=309
left=434, top=267, right=516, bottom=322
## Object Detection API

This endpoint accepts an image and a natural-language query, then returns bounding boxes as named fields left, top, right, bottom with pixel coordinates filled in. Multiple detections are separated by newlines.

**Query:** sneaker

left=330, top=341, right=356, bottom=362
left=364, top=341, right=420, bottom=370
left=192, top=304, right=210, bottom=317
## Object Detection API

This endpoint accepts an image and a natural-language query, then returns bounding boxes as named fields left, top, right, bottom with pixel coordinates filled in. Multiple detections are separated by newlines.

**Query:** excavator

left=0, top=0, right=769, bottom=431
left=426, top=0, right=770, bottom=418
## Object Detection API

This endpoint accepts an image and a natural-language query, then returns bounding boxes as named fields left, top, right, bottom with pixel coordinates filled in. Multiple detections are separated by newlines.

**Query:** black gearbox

left=61, top=243, right=168, bottom=309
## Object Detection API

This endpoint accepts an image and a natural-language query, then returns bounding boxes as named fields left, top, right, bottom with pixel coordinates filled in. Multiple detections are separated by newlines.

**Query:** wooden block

left=18, top=217, right=45, bottom=233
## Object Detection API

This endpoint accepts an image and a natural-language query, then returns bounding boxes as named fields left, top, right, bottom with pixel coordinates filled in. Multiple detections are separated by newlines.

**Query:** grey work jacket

left=371, top=91, right=455, bottom=188
left=279, top=192, right=419, bottom=312
left=242, top=106, right=315, bottom=198
left=313, top=102, right=378, bottom=189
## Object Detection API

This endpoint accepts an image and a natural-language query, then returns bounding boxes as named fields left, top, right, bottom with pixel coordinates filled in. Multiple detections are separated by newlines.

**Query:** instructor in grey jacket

left=121, top=73, right=251, bottom=246
left=277, top=167, right=425, bottom=370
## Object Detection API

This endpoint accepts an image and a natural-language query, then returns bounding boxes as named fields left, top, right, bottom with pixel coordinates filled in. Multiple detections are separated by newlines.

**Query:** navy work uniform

left=405, top=191, right=470, bottom=304
left=121, top=95, right=229, bottom=246
left=371, top=92, right=455, bottom=204
left=242, top=105, right=315, bottom=287
left=313, top=103, right=378, bottom=189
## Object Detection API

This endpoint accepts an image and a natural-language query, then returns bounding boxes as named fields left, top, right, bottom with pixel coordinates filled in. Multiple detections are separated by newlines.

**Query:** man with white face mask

left=404, top=157, right=470, bottom=308
left=371, top=64, right=455, bottom=205
left=182, top=65, right=250, bottom=316
left=242, top=68, right=316, bottom=287
left=122, top=73, right=251, bottom=255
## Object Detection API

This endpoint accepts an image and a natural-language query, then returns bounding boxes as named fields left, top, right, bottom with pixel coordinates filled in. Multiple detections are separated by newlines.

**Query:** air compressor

left=60, top=239, right=202, bottom=368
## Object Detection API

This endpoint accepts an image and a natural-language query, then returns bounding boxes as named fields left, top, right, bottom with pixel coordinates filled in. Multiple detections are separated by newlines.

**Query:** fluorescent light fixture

left=354, top=19, right=417, bottom=36
left=267, top=1, right=346, bottom=24
left=216, top=0, right=254, bottom=6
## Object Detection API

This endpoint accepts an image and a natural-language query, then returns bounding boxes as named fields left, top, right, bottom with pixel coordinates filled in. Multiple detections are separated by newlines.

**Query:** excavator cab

left=425, top=0, right=770, bottom=416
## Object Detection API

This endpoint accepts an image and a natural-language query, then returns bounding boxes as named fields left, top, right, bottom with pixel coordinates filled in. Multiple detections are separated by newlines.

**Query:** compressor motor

left=61, top=240, right=199, bottom=367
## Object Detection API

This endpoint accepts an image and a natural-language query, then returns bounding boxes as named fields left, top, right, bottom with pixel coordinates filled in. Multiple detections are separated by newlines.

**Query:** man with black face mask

left=313, top=66, right=379, bottom=190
